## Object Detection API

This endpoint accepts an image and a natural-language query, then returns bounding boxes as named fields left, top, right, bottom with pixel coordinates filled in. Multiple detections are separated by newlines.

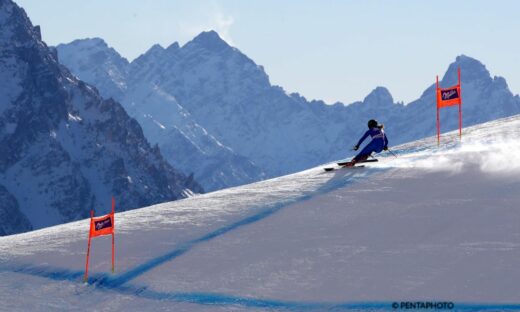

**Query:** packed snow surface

left=1, top=116, right=520, bottom=311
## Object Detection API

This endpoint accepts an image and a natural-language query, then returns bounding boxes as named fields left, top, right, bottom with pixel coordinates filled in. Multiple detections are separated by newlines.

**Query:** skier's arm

left=383, top=132, right=389, bottom=150
left=355, top=130, right=370, bottom=148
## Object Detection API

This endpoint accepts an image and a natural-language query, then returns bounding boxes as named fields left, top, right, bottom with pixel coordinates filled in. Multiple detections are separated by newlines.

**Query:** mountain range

left=57, top=31, right=520, bottom=191
left=0, top=0, right=202, bottom=236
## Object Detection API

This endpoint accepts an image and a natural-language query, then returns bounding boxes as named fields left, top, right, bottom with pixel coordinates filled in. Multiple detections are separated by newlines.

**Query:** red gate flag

left=90, top=213, right=114, bottom=237
left=437, top=85, right=461, bottom=108
left=84, top=197, right=116, bottom=283
left=436, top=67, right=462, bottom=145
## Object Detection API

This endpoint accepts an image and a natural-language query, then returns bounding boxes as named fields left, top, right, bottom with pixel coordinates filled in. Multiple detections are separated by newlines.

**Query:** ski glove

left=353, top=145, right=359, bottom=151
left=383, top=146, right=388, bottom=151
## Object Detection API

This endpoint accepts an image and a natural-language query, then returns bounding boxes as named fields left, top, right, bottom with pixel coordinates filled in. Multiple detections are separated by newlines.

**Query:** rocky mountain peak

left=57, top=38, right=128, bottom=67
left=363, top=86, right=394, bottom=107
left=1, top=2, right=54, bottom=68
left=147, top=43, right=165, bottom=54
left=184, top=30, right=231, bottom=52
left=166, top=41, right=180, bottom=52
left=56, top=37, right=129, bottom=98
left=442, top=54, right=491, bottom=87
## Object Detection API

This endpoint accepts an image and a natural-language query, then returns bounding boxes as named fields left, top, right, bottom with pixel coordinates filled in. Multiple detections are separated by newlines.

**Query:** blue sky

left=16, top=0, right=520, bottom=104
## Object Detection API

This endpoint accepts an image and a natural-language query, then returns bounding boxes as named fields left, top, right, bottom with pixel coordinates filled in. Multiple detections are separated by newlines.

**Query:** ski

left=324, top=165, right=365, bottom=172
left=337, top=159, right=378, bottom=166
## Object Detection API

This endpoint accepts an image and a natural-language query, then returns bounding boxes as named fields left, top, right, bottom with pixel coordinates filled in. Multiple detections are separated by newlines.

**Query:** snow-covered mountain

left=56, top=32, right=520, bottom=191
left=55, top=37, right=129, bottom=100
left=1, top=115, right=520, bottom=310
left=131, top=31, right=338, bottom=177
left=58, top=38, right=265, bottom=192
left=0, top=0, right=202, bottom=236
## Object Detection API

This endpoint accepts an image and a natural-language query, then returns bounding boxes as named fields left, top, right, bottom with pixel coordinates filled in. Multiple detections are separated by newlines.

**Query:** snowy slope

left=1, top=115, right=519, bottom=311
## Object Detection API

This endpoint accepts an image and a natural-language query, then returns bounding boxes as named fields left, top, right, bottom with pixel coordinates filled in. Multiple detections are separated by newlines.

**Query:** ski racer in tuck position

left=344, top=119, right=388, bottom=167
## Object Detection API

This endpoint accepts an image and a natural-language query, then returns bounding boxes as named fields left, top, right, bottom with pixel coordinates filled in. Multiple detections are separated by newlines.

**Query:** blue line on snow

left=100, top=168, right=378, bottom=288
left=113, top=284, right=520, bottom=311
left=112, top=284, right=393, bottom=311
left=5, top=265, right=520, bottom=312
left=102, top=204, right=288, bottom=287
left=4, top=265, right=520, bottom=311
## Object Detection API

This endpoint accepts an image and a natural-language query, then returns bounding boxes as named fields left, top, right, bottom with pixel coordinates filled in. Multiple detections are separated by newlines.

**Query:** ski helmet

left=367, top=119, right=378, bottom=129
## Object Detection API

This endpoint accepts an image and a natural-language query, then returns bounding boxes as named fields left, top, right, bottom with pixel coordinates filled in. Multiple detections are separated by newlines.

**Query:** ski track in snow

left=2, top=116, right=520, bottom=311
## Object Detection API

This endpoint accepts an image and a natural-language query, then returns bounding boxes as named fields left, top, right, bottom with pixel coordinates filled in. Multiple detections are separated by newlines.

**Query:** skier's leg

left=356, top=153, right=370, bottom=162
left=354, top=143, right=376, bottom=162
left=342, top=147, right=372, bottom=167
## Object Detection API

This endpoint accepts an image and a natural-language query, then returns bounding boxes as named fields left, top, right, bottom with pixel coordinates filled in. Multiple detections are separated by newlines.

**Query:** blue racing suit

left=354, top=127, right=388, bottom=161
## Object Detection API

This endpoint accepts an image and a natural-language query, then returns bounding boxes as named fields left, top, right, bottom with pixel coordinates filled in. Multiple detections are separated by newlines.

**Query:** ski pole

left=386, top=148, right=398, bottom=158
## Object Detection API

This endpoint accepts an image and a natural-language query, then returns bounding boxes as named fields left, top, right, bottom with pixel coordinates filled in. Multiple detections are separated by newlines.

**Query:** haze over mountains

left=57, top=32, right=520, bottom=191
left=0, top=0, right=202, bottom=235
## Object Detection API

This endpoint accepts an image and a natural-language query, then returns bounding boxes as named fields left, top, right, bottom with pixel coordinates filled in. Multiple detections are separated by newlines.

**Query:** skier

left=344, top=119, right=388, bottom=167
